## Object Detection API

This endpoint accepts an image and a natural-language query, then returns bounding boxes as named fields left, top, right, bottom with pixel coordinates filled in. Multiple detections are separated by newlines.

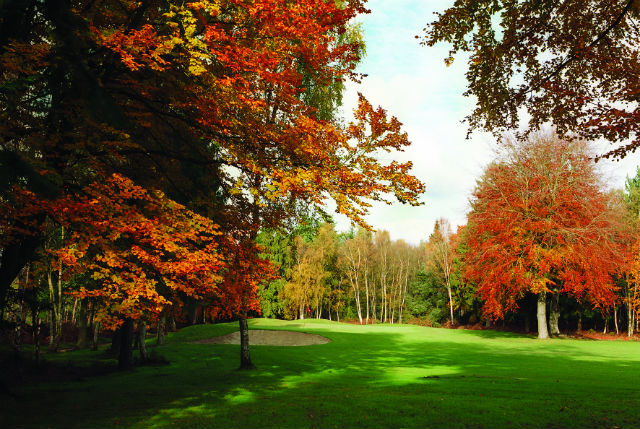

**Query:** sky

left=330, top=0, right=640, bottom=245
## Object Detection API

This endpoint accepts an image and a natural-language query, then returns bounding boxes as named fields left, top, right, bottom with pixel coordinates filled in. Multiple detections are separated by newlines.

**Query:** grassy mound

left=1, top=319, right=639, bottom=428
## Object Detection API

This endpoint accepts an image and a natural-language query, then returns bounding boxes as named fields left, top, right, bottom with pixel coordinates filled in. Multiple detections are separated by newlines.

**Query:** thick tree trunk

left=118, top=319, right=134, bottom=370
left=157, top=314, right=166, bottom=345
left=577, top=312, right=583, bottom=333
left=91, top=322, right=100, bottom=351
left=170, top=316, right=177, bottom=332
left=137, top=321, right=147, bottom=363
left=239, top=318, right=255, bottom=370
left=549, top=293, right=560, bottom=336
left=537, top=292, right=549, bottom=339
left=110, top=325, right=121, bottom=355
left=76, top=300, right=88, bottom=349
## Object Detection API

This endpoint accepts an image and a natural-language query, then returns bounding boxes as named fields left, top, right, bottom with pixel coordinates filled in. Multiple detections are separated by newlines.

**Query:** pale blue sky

left=334, top=0, right=640, bottom=244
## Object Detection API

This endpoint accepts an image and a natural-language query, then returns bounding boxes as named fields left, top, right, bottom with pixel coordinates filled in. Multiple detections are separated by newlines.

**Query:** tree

left=1, top=0, right=424, bottom=369
left=622, top=168, right=640, bottom=335
left=0, top=0, right=423, bottom=298
left=256, top=228, right=294, bottom=319
left=426, top=219, right=456, bottom=325
left=209, top=238, right=273, bottom=370
left=283, top=223, right=337, bottom=320
left=387, top=238, right=420, bottom=323
left=464, top=133, right=626, bottom=339
left=338, top=228, right=374, bottom=324
left=423, top=0, right=640, bottom=159
left=406, top=269, right=449, bottom=325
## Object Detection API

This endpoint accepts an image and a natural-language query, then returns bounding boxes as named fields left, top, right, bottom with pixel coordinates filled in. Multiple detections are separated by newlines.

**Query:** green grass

left=2, top=319, right=640, bottom=428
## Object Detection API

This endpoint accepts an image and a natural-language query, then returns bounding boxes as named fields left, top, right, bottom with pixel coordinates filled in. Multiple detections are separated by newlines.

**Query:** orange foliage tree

left=1, top=0, right=424, bottom=367
left=464, top=133, right=627, bottom=339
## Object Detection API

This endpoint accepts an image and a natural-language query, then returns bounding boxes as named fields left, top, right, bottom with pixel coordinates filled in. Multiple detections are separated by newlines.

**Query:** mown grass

left=2, top=319, right=639, bottom=428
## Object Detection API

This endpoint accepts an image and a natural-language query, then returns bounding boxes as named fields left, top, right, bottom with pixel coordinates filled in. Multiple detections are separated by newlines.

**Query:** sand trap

left=191, top=330, right=331, bottom=346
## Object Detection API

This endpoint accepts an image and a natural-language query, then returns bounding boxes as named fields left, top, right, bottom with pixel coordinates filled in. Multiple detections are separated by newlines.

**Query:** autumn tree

left=1, top=0, right=424, bottom=369
left=423, top=0, right=640, bottom=159
left=283, top=222, right=338, bottom=320
left=0, top=0, right=423, bottom=292
left=464, top=133, right=626, bottom=339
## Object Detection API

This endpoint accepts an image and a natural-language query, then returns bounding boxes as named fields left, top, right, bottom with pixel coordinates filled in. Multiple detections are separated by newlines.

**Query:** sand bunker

left=192, top=330, right=331, bottom=346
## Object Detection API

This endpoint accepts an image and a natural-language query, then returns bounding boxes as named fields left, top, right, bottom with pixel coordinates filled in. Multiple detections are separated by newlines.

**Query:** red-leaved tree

left=464, top=133, right=627, bottom=338
left=1, top=0, right=424, bottom=368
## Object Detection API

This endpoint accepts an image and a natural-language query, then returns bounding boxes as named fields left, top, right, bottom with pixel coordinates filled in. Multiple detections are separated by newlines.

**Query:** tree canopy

left=464, top=133, right=627, bottom=336
left=423, top=0, right=640, bottom=159
left=0, top=0, right=425, bottom=329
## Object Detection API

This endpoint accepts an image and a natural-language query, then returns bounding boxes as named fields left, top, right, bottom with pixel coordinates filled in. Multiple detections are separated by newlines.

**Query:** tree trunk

left=76, top=300, right=88, bottom=349
left=549, top=293, right=560, bottom=336
left=170, top=316, right=177, bottom=332
left=537, top=292, right=549, bottom=339
left=157, top=314, right=166, bottom=345
left=118, top=319, right=134, bottom=370
left=71, top=297, right=78, bottom=324
left=239, top=318, right=255, bottom=370
left=91, top=322, right=100, bottom=351
left=32, top=310, right=40, bottom=366
left=364, top=276, right=370, bottom=324
left=577, top=312, right=583, bottom=333
left=47, top=270, right=57, bottom=350
left=110, top=326, right=121, bottom=355
left=614, top=305, right=619, bottom=335
left=446, top=283, right=454, bottom=326
left=137, top=321, right=148, bottom=363
left=352, top=285, right=362, bottom=324
left=13, top=291, right=23, bottom=354
left=628, top=303, right=634, bottom=337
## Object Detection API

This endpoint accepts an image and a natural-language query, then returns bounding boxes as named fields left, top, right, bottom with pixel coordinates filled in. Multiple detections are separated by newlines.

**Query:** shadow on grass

left=3, top=322, right=640, bottom=429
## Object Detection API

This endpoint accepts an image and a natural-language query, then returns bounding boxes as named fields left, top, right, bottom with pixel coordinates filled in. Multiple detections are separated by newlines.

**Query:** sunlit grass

left=2, top=319, right=639, bottom=428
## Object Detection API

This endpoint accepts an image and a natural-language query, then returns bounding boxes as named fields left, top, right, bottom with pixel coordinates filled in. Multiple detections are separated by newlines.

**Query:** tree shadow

left=3, top=321, right=640, bottom=428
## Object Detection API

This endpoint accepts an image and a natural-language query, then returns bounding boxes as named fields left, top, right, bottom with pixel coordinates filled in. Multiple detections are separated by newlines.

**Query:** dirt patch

left=191, top=330, right=331, bottom=346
